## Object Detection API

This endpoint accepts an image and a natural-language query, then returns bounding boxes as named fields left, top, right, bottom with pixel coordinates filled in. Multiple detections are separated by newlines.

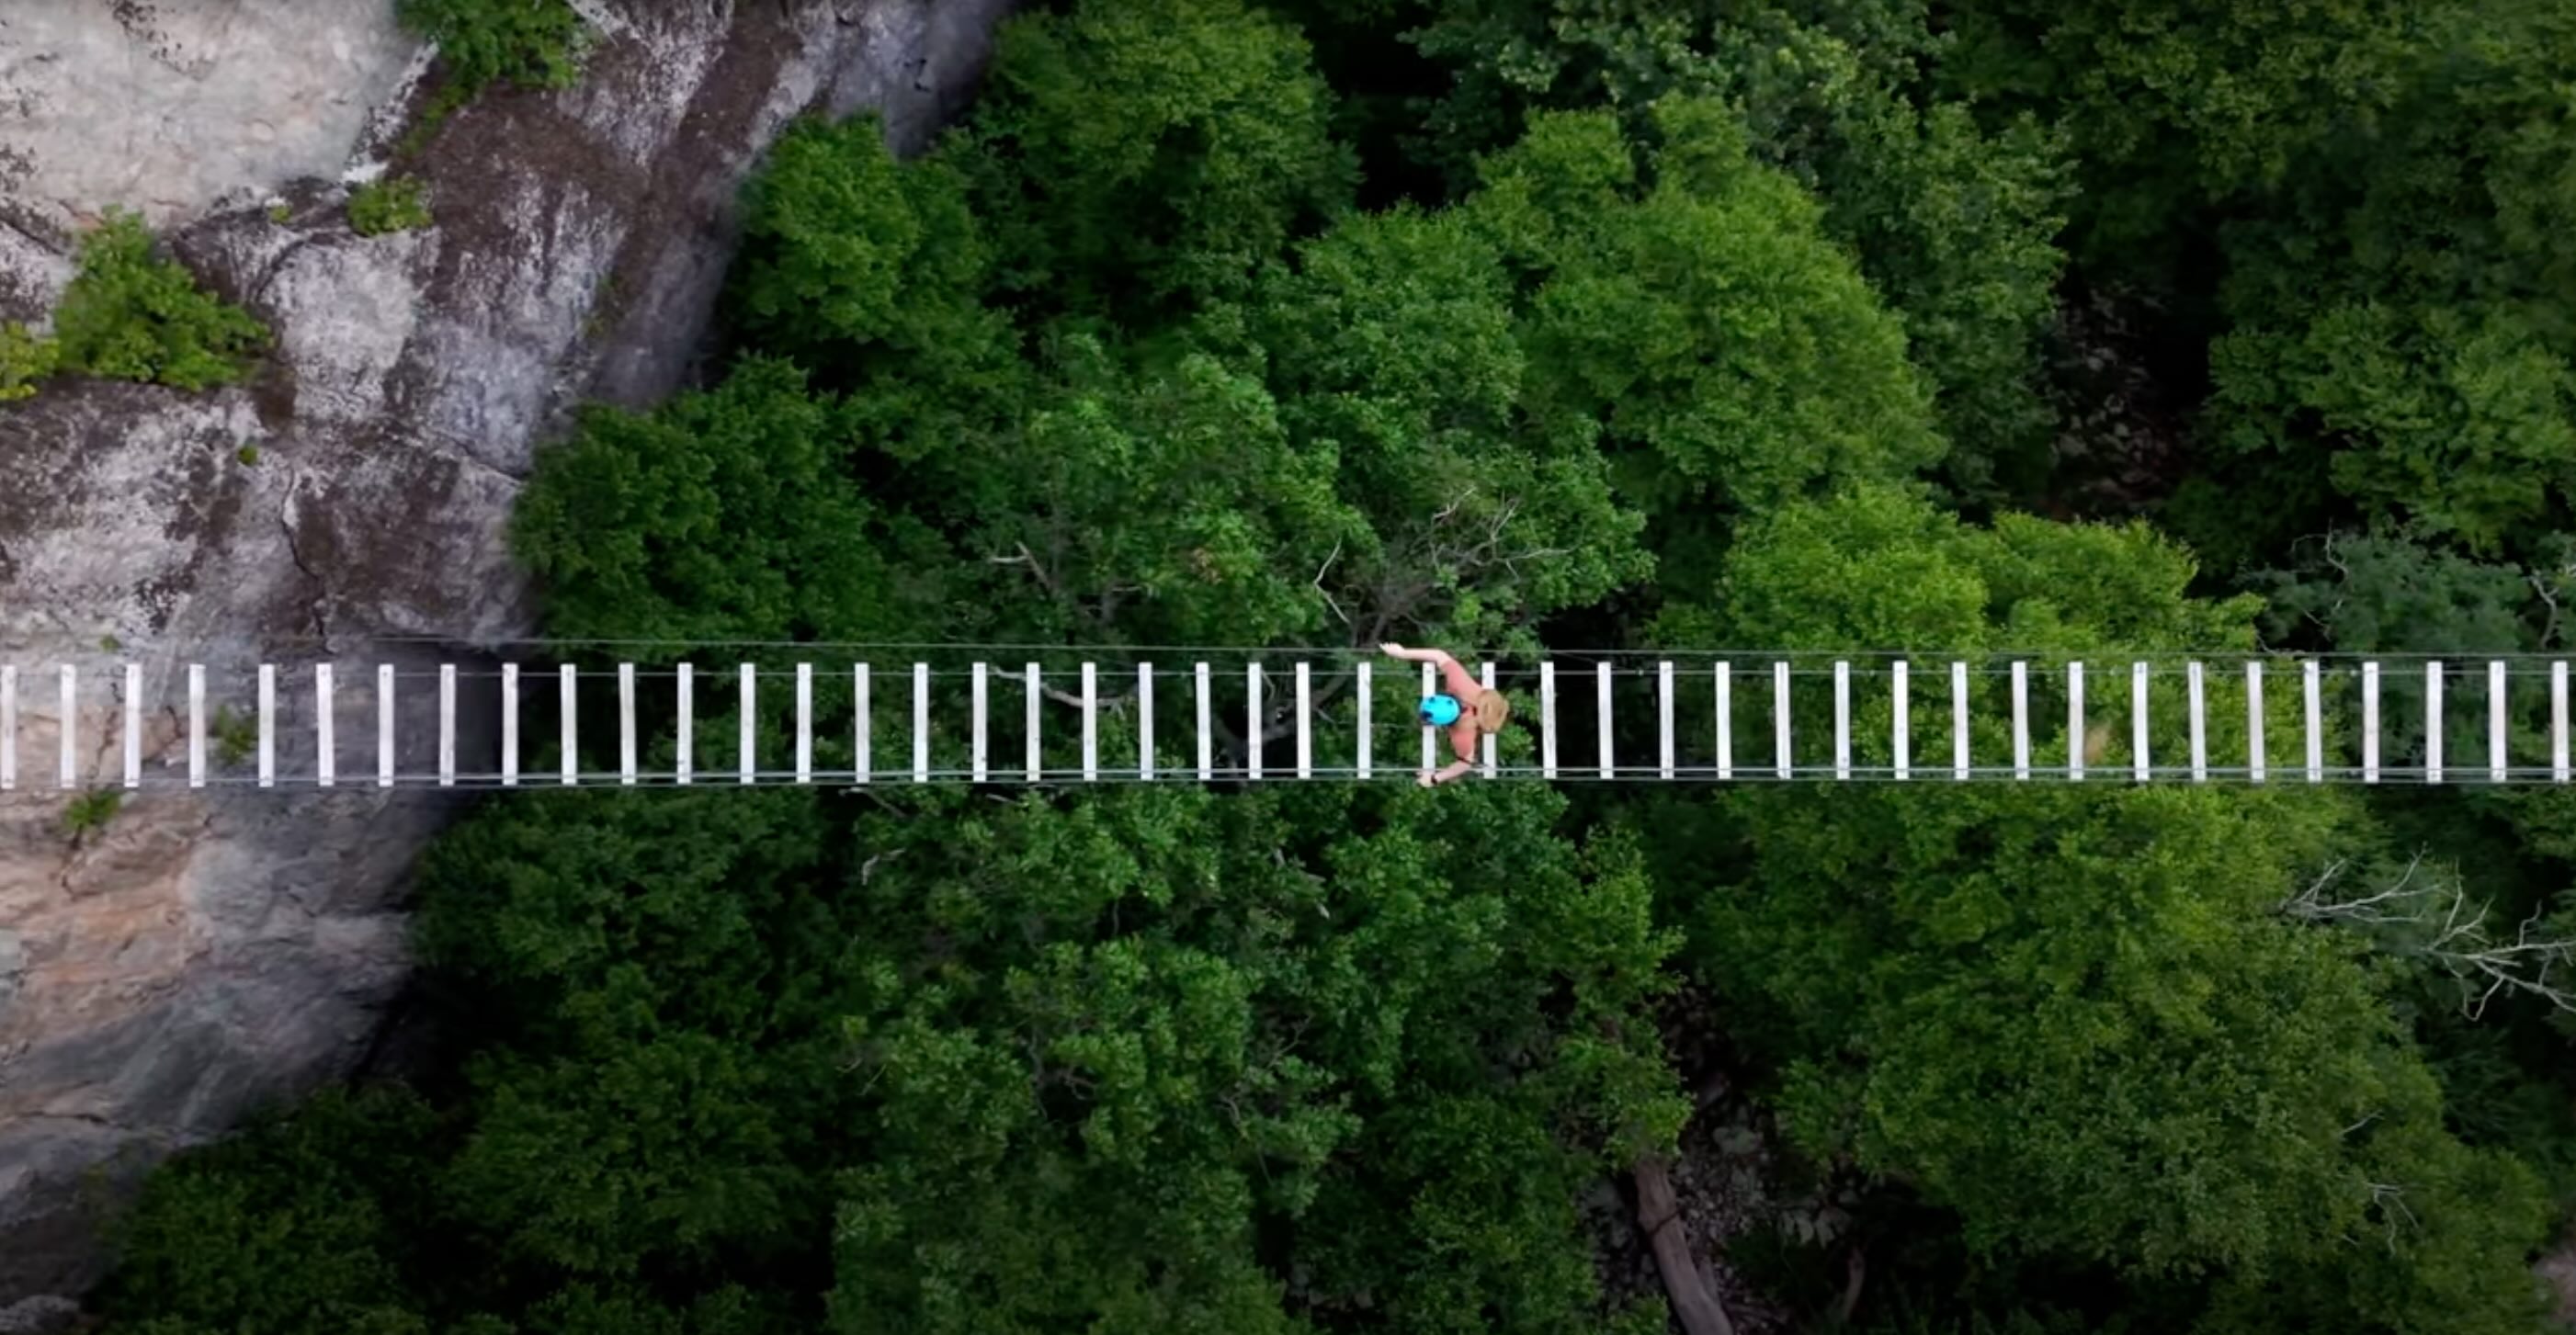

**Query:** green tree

left=51, top=209, right=267, bottom=391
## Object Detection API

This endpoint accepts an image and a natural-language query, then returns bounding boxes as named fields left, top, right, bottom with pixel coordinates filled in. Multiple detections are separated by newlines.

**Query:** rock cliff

left=0, top=0, right=1013, bottom=1304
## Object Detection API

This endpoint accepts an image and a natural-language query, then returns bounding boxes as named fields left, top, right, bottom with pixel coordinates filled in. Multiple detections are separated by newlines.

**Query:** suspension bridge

left=0, top=647, right=2569, bottom=792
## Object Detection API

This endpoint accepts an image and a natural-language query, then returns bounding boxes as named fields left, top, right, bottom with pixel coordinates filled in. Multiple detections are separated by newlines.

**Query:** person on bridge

left=1380, top=642, right=1511, bottom=786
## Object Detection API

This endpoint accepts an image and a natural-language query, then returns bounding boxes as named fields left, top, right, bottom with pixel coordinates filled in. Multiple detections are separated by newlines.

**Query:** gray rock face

left=0, top=0, right=1015, bottom=1302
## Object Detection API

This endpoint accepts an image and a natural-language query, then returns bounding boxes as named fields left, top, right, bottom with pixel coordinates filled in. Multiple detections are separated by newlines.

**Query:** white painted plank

left=854, top=663, right=879, bottom=782
left=1357, top=662, right=1374, bottom=780
left=1891, top=661, right=1910, bottom=782
left=1950, top=661, right=1969, bottom=782
left=912, top=662, right=929, bottom=784
left=497, top=663, right=516, bottom=788
left=2131, top=661, right=2150, bottom=784
left=1716, top=663, right=1732, bottom=781
left=741, top=663, right=757, bottom=786
left=1772, top=661, right=1791, bottom=781
left=2558, top=662, right=2570, bottom=784
left=2425, top=661, right=2444, bottom=785
left=1424, top=663, right=1438, bottom=775
left=56, top=665, right=76, bottom=791
left=1833, top=661, right=1851, bottom=781
left=187, top=664, right=206, bottom=788
left=558, top=664, right=576, bottom=786
left=1658, top=661, right=1675, bottom=780
left=316, top=663, right=335, bottom=788
left=2066, top=662, right=2085, bottom=782
left=261, top=664, right=279, bottom=788
left=1196, top=662, right=1213, bottom=782
left=2306, top=660, right=2325, bottom=784
left=1597, top=662, right=1614, bottom=780
left=618, top=663, right=637, bottom=786
left=121, top=663, right=141, bottom=791
left=970, top=662, right=989, bottom=784
left=378, top=664, right=395, bottom=789
left=2363, top=661, right=2381, bottom=783
left=438, top=665, right=457, bottom=788
left=1025, top=663, right=1041, bottom=783
left=0, top=664, right=14, bottom=789
left=1085, top=662, right=1100, bottom=783
left=2246, top=662, right=2266, bottom=785
left=797, top=662, right=815, bottom=785
left=1244, top=663, right=1260, bottom=782
left=1297, top=662, right=1313, bottom=780
left=1537, top=661, right=1552, bottom=778
left=2490, top=660, right=2508, bottom=783
left=1481, top=662, right=1497, bottom=779
left=675, top=663, right=694, bottom=786
left=2187, top=662, right=2207, bottom=783
left=1139, top=663, right=1155, bottom=781
left=2011, top=662, right=2030, bottom=780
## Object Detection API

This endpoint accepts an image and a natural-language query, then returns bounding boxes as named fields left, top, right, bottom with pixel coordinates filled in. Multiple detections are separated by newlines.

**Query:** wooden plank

left=618, top=663, right=637, bottom=786
left=2131, top=661, right=2150, bottom=784
left=675, top=663, right=693, bottom=786
left=497, top=663, right=516, bottom=788
left=1196, top=662, right=1212, bottom=782
left=2187, top=661, right=2207, bottom=783
left=2246, top=662, right=2266, bottom=785
left=316, top=663, right=335, bottom=788
left=2558, top=662, right=2570, bottom=784
left=558, top=664, right=576, bottom=786
left=2424, top=661, right=2443, bottom=785
left=1537, top=661, right=1551, bottom=778
left=1026, top=663, right=1041, bottom=783
left=970, top=662, right=989, bottom=783
left=378, top=664, right=395, bottom=789
left=1597, top=661, right=1614, bottom=780
left=1716, top=663, right=1732, bottom=781
left=1297, top=662, right=1313, bottom=780
left=2489, top=660, right=2508, bottom=783
left=0, top=664, right=14, bottom=789
left=2011, top=661, right=2030, bottom=780
left=1833, top=661, right=1851, bottom=781
left=797, top=662, right=815, bottom=785
left=1139, top=663, right=1155, bottom=781
left=2066, top=661, right=2084, bottom=782
left=122, top=663, right=141, bottom=790
left=1891, top=661, right=1910, bottom=782
left=261, top=664, right=279, bottom=788
left=2306, top=660, right=2325, bottom=784
left=2362, top=661, right=2381, bottom=783
left=1772, top=661, right=1790, bottom=781
left=1245, top=663, right=1261, bottom=782
left=1481, top=662, right=1497, bottom=779
left=1658, top=661, right=1675, bottom=780
left=741, top=663, right=757, bottom=786
left=860, top=663, right=884, bottom=782
left=59, top=665, right=75, bottom=790
left=912, top=662, right=929, bottom=784
left=1424, top=663, right=1438, bottom=775
left=1950, top=662, right=1969, bottom=782
left=1357, top=662, right=1374, bottom=779
left=439, top=665, right=457, bottom=788
left=187, top=664, right=205, bottom=788
left=1084, top=662, right=1100, bottom=783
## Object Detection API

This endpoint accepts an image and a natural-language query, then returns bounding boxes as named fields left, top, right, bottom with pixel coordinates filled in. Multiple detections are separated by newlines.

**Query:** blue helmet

left=1420, top=693, right=1463, bottom=727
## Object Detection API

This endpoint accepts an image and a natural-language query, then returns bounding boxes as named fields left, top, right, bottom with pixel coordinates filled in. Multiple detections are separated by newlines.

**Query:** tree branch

left=1633, top=1158, right=1736, bottom=1335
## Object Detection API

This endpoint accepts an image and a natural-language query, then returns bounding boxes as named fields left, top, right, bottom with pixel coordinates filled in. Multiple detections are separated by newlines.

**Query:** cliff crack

left=276, top=486, right=333, bottom=650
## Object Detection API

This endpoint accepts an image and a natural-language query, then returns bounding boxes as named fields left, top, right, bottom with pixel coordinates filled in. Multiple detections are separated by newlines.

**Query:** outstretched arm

left=1418, top=758, right=1475, bottom=787
left=1379, top=641, right=1454, bottom=667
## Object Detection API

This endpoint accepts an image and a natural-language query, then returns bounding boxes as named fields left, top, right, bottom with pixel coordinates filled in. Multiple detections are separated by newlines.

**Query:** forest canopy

left=98, top=0, right=2576, bottom=1331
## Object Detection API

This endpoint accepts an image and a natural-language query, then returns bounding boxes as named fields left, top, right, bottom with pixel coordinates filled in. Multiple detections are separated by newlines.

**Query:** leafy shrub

left=0, top=322, right=58, bottom=402
left=397, top=0, right=588, bottom=101
left=51, top=209, right=267, bottom=391
left=62, top=790, right=121, bottom=838
left=349, top=176, right=434, bottom=236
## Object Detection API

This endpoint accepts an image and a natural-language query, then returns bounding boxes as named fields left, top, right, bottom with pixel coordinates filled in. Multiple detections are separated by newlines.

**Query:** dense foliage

left=99, top=0, right=2576, bottom=1330
left=0, top=209, right=268, bottom=400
